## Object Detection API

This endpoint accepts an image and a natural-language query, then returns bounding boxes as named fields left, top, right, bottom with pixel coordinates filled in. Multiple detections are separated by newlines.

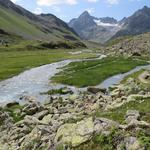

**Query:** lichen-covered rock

left=40, top=114, right=53, bottom=125
left=34, top=110, right=49, bottom=120
left=55, top=117, right=94, bottom=147
left=125, top=110, right=140, bottom=124
left=94, top=118, right=119, bottom=134
left=0, top=111, right=13, bottom=130
left=22, top=102, right=44, bottom=115
left=124, top=137, right=144, bottom=150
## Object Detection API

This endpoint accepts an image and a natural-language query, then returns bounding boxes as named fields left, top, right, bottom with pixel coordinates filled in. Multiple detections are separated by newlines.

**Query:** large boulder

left=22, top=102, right=44, bottom=115
left=55, top=117, right=94, bottom=147
left=87, top=87, right=107, bottom=94
left=19, top=95, right=37, bottom=103
left=34, top=110, right=49, bottom=120
left=16, top=115, right=42, bottom=127
left=40, top=114, right=53, bottom=125
left=19, top=127, right=50, bottom=150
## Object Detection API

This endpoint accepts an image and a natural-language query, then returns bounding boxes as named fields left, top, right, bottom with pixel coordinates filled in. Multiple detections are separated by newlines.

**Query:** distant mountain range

left=113, top=6, right=150, bottom=38
left=0, top=0, right=79, bottom=42
left=69, top=11, right=120, bottom=43
left=1, top=0, right=150, bottom=45
left=69, top=6, right=150, bottom=43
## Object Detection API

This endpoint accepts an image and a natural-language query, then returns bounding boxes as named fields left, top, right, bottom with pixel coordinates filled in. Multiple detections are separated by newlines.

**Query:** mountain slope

left=105, top=32, right=150, bottom=56
left=69, top=6, right=150, bottom=43
left=0, top=0, right=79, bottom=42
left=69, top=11, right=120, bottom=43
left=113, top=6, right=150, bottom=38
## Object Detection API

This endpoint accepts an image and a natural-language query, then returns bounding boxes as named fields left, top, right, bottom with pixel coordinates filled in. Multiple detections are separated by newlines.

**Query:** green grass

left=0, top=7, right=46, bottom=39
left=52, top=57, right=148, bottom=87
left=0, top=47, right=96, bottom=81
left=138, top=130, right=150, bottom=149
left=0, top=6, right=79, bottom=42
left=40, top=88, right=73, bottom=95
left=121, top=69, right=150, bottom=91
left=93, top=97, right=150, bottom=123
left=121, top=69, right=145, bottom=83
left=74, top=128, right=124, bottom=150
left=3, top=103, right=23, bottom=123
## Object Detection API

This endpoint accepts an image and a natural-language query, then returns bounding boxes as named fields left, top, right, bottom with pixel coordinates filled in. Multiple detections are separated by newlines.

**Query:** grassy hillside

left=0, top=42, right=96, bottom=80
left=0, top=1, right=80, bottom=42
left=0, top=7, right=48, bottom=40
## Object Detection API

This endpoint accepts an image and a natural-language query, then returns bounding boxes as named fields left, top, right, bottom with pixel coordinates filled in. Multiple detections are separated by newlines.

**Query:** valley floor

left=0, top=67, right=150, bottom=150
left=0, top=49, right=96, bottom=81
left=0, top=41, right=150, bottom=150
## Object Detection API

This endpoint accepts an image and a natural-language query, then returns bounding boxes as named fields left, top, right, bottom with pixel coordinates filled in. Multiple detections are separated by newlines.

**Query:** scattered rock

left=125, top=110, right=140, bottom=124
left=87, top=87, right=107, bottom=94
left=34, top=110, right=49, bottom=120
left=0, top=111, right=13, bottom=130
left=6, top=101, right=19, bottom=108
left=22, top=102, right=44, bottom=115
left=1, top=73, right=150, bottom=149
left=61, top=87, right=73, bottom=95
left=40, top=114, right=53, bottom=125
left=94, top=118, right=119, bottom=134
left=124, top=137, right=143, bottom=150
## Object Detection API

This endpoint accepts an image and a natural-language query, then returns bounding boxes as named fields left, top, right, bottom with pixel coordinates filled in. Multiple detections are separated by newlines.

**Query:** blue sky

left=12, top=0, right=150, bottom=22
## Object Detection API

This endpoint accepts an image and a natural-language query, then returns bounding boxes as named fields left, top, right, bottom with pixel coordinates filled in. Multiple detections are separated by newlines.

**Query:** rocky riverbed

left=0, top=69, right=150, bottom=150
left=0, top=55, right=107, bottom=104
left=0, top=55, right=149, bottom=106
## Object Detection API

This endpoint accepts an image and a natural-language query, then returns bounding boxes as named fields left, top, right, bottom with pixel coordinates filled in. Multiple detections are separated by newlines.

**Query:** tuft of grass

left=93, top=97, right=150, bottom=123
left=121, top=69, right=150, bottom=90
left=52, top=57, right=148, bottom=87
left=3, top=103, right=23, bottom=123
left=56, top=144, right=65, bottom=150
left=138, top=130, right=150, bottom=149
left=41, top=88, right=73, bottom=95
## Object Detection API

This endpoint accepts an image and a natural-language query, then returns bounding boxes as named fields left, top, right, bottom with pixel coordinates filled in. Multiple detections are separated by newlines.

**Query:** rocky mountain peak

left=0, top=0, right=14, bottom=8
left=100, top=17, right=117, bottom=24
left=142, top=5, right=149, bottom=11
left=68, top=11, right=120, bottom=43
left=134, top=5, right=150, bottom=16
left=79, top=11, right=91, bottom=18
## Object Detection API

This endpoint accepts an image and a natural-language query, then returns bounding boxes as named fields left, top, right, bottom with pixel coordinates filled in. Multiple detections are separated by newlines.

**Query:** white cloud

left=33, top=7, right=43, bottom=14
left=11, top=0, right=20, bottom=3
left=37, top=0, right=77, bottom=6
left=85, top=8, right=95, bottom=14
left=105, top=0, right=120, bottom=5
left=87, top=0, right=99, bottom=2
left=37, top=0, right=100, bottom=6
left=53, top=6, right=61, bottom=12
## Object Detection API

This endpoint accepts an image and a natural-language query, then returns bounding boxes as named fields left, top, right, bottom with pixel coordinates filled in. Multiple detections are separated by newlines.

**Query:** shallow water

left=0, top=55, right=106, bottom=104
left=98, top=64, right=150, bottom=89
left=0, top=60, right=72, bottom=103
left=0, top=56, right=149, bottom=104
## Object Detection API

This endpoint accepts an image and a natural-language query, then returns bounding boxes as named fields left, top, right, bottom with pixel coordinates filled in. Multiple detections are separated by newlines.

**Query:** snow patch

left=94, top=19, right=119, bottom=27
